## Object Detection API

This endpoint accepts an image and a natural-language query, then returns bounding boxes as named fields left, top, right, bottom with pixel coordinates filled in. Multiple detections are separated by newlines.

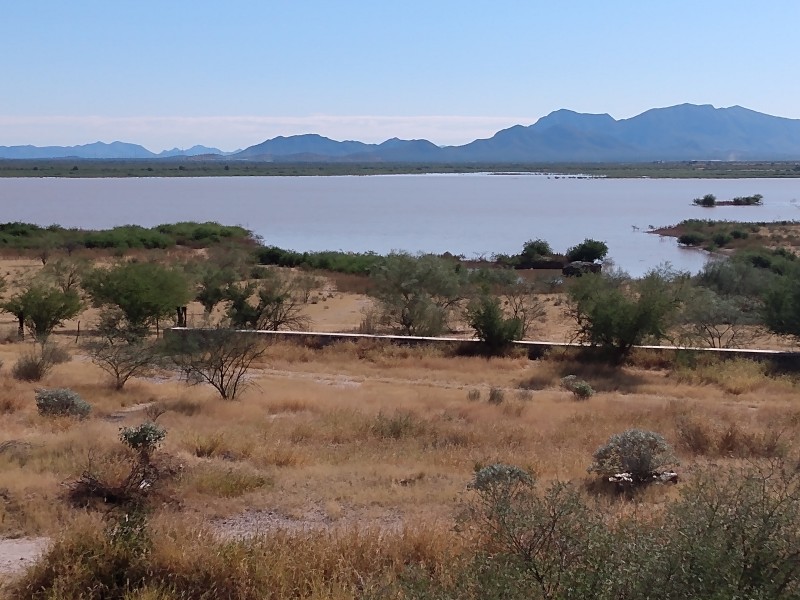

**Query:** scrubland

left=1, top=330, right=799, bottom=597
left=1, top=247, right=800, bottom=598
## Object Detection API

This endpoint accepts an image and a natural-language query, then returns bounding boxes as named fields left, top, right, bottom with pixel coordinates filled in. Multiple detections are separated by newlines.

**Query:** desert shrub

left=466, top=388, right=481, bottom=402
left=712, top=232, right=732, bottom=247
left=35, top=388, right=91, bottom=419
left=571, top=380, right=594, bottom=400
left=0, top=395, right=21, bottom=414
left=120, top=422, right=166, bottom=457
left=166, top=327, right=267, bottom=400
left=589, top=429, right=677, bottom=482
left=466, top=294, right=523, bottom=355
left=515, top=388, right=533, bottom=401
left=371, top=410, right=426, bottom=440
left=68, top=422, right=170, bottom=512
left=568, top=267, right=684, bottom=361
left=469, top=463, right=533, bottom=495
left=12, top=342, right=69, bottom=381
left=678, top=232, right=706, bottom=246
left=459, top=465, right=608, bottom=600
left=731, top=228, right=749, bottom=239
left=487, top=387, right=505, bottom=405
left=560, top=375, right=595, bottom=399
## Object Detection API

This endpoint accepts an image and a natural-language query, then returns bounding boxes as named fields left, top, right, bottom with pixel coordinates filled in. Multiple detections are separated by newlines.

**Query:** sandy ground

left=0, top=537, right=49, bottom=577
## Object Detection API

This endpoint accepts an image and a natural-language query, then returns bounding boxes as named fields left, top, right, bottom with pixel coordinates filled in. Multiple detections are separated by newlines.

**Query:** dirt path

left=258, top=367, right=533, bottom=394
left=0, top=537, right=49, bottom=577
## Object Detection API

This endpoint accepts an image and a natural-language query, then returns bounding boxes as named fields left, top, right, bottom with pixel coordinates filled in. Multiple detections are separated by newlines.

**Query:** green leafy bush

left=120, top=422, right=166, bottom=454
left=35, top=388, right=91, bottom=418
left=693, top=193, right=717, bottom=207
left=466, top=294, right=523, bottom=355
left=678, top=232, right=705, bottom=246
left=565, top=238, right=609, bottom=262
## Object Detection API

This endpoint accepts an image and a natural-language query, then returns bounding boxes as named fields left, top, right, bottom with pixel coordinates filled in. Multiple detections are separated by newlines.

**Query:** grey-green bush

left=35, top=388, right=91, bottom=419
left=589, top=428, right=677, bottom=482
left=560, top=375, right=595, bottom=399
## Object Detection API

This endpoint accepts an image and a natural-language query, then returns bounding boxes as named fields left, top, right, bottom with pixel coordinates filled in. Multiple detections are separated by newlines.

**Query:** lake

left=1, top=174, right=799, bottom=276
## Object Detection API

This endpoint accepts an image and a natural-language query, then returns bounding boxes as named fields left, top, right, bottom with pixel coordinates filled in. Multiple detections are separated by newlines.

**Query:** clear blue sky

left=2, top=1, right=799, bottom=151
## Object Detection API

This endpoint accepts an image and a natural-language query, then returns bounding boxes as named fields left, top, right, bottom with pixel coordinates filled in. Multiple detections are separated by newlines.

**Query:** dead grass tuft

left=672, top=358, right=791, bottom=395
left=676, top=416, right=787, bottom=458
left=184, top=463, right=272, bottom=498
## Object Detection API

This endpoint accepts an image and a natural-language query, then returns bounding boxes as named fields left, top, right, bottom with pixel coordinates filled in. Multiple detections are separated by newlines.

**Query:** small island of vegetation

left=692, top=193, right=764, bottom=207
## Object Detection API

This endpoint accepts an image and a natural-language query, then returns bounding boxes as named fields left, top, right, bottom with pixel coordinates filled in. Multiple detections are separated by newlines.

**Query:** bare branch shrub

left=167, top=327, right=267, bottom=400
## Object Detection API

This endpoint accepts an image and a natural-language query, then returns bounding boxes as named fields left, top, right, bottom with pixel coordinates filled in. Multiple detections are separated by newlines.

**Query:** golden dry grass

left=0, top=335, right=798, bottom=548
left=2, top=251, right=800, bottom=594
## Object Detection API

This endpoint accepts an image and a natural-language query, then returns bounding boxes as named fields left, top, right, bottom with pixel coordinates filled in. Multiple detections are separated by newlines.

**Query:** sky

left=2, top=1, right=800, bottom=152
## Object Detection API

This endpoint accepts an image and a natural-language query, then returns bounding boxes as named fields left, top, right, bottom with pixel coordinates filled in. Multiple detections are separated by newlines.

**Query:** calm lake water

left=1, top=174, right=799, bottom=276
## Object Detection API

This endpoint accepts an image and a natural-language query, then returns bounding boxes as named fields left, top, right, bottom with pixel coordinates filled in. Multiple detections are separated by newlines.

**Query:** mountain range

left=3, top=104, right=800, bottom=162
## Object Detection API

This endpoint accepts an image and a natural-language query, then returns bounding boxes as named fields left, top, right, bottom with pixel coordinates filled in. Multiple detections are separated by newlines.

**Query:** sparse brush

left=12, top=352, right=50, bottom=382
left=515, top=389, right=534, bottom=401
left=0, top=394, right=22, bottom=414
left=188, top=432, right=226, bottom=458
left=487, top=387, right=505, bottom=405
left=186, top=464, right=271, bottom=498
left=371, top=410, right=426, bottom=440
left=672, top=357, right=781, bottom=395
left=467, top=388, right=481, bottom=402
left=165, top=398, right=204, bottom=416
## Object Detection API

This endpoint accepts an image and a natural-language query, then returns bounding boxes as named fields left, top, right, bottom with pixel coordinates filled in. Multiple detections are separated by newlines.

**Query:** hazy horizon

left=3, top=1, right=799, bottom=151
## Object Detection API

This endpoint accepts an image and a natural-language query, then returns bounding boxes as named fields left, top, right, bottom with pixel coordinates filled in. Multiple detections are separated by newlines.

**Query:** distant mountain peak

left=2, top=104, right=800, bottom=162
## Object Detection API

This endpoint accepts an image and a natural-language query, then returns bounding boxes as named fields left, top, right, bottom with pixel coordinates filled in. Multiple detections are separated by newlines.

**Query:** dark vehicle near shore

left=562, top=261, right=602, bottom=276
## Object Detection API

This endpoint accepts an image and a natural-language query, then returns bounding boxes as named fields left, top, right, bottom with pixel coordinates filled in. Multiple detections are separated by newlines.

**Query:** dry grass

left=0, top=338, right=797, bottom=539
left=0, top=272, right=799, bottom=593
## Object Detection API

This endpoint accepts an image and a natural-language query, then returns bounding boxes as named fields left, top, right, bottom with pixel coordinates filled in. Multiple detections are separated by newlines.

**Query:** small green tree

left=763, top=272, right=800, bottom=340
left=568, top=268, right=684, bottom=360
left=466, top=294, right=523, bottom=355
left=370, top=253, right=467, bottom=336
left=693, top=193, right=717, bottom=207
left=0, top=283, right=82, bottom=342
left=517, top=238, right=554, bottom=268
left=83, top=262, right=191, bottom=335
left=167, top=327, right=267, bottom=400
left=84, top=311, right=163, bottom=390
left=195, top=266, right=237, bottom=316
left=676, top=286, right=762, bottom=348
left=566, top=239, right=609, bottom=263
left=224, top=270, right=310, bottom=331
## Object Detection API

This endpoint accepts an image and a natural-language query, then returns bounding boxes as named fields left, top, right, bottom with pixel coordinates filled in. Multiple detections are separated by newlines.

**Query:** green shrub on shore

left=0, top=221, right=254, bottom=252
